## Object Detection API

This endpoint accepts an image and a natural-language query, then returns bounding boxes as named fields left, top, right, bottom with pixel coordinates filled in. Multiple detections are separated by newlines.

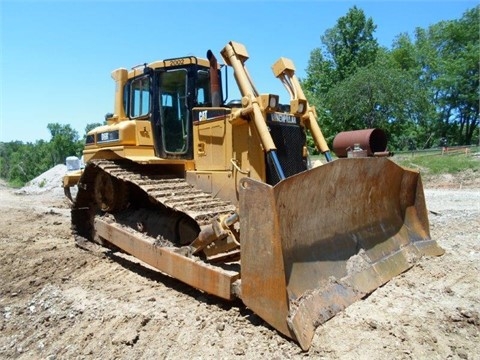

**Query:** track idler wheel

left=94, top=171, right=129, bottom=212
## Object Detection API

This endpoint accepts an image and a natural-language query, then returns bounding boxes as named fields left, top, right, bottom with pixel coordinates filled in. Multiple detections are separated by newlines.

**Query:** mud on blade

left=239, top=157, right=444, bottom=350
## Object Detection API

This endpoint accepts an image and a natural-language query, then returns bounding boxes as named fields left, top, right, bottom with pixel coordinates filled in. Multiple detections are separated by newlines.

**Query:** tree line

left=0, top=123, right=101, bottom=187
left=1, top=6, right=478, bottom=185
left=302, top=5, right=479, bottom=151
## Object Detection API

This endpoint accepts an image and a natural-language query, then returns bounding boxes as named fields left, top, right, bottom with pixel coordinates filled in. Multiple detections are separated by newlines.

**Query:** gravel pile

left=15, top=164, right=68, bottom=197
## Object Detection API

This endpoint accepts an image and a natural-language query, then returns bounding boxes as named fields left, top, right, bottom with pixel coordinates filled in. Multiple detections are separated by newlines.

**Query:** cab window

left=130, top=76, right=150, bottom=118
left=196, top=70, right=211, bottom=106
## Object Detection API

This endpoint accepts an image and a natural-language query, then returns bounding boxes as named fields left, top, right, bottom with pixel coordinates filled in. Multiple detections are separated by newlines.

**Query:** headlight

left=290, top=99, right=307, bottom=115
left=259, top=94, right=279, bottom=111
left=297, top=102, right=305, bottom=114
left=269, top=95, right=278, bottom=109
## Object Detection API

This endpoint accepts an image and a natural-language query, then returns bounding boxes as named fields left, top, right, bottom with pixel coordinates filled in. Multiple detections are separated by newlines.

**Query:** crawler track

left=71, top=159, right=236, bottom=247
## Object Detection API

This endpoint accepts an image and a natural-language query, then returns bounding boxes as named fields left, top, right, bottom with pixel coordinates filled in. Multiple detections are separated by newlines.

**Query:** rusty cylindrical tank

left=333, top=128, right=388, bottom=158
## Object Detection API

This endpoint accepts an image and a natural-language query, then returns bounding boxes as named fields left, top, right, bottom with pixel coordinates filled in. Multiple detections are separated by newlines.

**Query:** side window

left=123, top=84, right=130, bottom=116
left=197, top=88, right=205, bottom=105
left=130, top=76, right=150, bottom=118
left=196, top=70, right=210, bottom=106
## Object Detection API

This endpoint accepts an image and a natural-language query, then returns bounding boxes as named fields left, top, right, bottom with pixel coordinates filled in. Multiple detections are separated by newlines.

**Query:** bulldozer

left=63, top=41, right=444, bottom=350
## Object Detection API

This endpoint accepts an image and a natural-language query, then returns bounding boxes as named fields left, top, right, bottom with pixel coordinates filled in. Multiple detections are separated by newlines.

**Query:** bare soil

left=0, top=170, right=479, bottom=359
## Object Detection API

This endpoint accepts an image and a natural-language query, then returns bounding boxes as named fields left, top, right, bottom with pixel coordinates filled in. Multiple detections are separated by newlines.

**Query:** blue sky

left=0, top=0, right=477, bottom=143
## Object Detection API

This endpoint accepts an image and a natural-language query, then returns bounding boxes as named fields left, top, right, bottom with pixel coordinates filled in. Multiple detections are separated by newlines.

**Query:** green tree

left=324, top=49, right=432, bottom=149
left=303, top=5, right=479, bottom=150
left=322, top=5, right=379, bottom=81
left=303, top=5, right=379, bottom=94
left=390, top=33, right=440, bottom=149
left=47, top=123, right=83, bottom=165
left=0, top=140, right=53, bottom=187
left=414, top=6, right=479, bottom=145
left=0, top=141, right=22, bottom=180
left=1, top=123, right=88, bottom=186
left=302, top=6, right=380, bottom=147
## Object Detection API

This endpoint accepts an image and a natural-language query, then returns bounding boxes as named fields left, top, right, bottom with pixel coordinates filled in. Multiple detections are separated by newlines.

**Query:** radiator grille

left=266, top=121, right=307, bottom=186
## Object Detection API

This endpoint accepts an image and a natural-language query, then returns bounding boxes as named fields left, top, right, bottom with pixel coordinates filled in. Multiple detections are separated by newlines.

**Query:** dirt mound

left=15, top=164, right=67, bottom=197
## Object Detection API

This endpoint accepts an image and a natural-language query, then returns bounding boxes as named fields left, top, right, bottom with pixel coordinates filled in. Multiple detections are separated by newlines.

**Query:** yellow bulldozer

left=63, top=41, right=443, bottom=350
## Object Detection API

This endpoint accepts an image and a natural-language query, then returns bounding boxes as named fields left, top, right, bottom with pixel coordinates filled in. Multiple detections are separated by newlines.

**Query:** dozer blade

left=239, top=157, right=443, bottom=350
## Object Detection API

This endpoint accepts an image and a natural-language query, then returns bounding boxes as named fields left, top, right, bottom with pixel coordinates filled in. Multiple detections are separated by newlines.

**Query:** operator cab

left=123, top=56, right=222, bottom=160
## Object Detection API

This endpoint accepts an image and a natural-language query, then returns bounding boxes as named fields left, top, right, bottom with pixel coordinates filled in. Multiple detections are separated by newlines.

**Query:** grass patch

left=8, top=178, right=25, bottom=188
left=395, top=151, right=480, bottom=175
left=311, top=147, right=479, bottom=176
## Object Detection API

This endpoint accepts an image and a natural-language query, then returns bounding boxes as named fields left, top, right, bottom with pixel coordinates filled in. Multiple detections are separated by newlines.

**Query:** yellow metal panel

left=193, top=111, right=232, bottom=171
left=83, top=146, right=156, bottom=162
left=127, top=57, right=212, bottom=79
left=135, top=120, right=154, bottom=146
left=83, top=146, right=193, bottom=170
left=86, top=120, right=138, bottom=147
left=186, top=171, right=238, bottom=204
left=117, top=120, right=137, bottom=145
left=232, top=121, right=265, bottom=183
left=63, top=170, right=82, bottom=187
left=84, top=120, right=156, bottom=162
left=111, top=68, right=128, bottom=119
left=196, top=122, right=227, bottom=169
left=271, top=57, right=296, bottom=77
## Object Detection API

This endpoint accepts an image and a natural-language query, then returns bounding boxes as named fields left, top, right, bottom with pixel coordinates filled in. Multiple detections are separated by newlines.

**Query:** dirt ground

left=0, top=169, right=479, bottom=359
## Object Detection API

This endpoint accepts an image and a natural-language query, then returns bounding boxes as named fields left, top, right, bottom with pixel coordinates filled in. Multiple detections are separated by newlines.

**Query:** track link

left=72, top=159, right=236, bottom=245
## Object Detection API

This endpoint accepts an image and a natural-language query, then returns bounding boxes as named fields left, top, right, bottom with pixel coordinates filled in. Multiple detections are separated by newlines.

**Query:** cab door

left=153, top=69, right=191, bottom=159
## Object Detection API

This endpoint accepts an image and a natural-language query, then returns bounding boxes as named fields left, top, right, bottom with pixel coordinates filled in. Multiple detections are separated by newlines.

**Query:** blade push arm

left=221, top=41, right=286, bottom=181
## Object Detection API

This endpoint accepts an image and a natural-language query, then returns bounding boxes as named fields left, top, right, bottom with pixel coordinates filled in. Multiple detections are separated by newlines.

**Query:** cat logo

left=270, top=113, right=297, bottom=124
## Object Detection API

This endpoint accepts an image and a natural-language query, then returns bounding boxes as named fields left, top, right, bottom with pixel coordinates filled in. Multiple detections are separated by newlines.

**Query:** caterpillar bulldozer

left=63, top=41, right=444, bottom=350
